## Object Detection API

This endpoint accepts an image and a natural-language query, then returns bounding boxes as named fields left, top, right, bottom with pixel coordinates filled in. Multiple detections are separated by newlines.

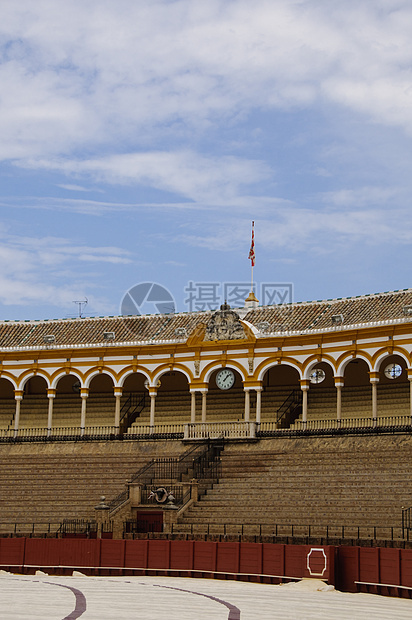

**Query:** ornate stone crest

left=204, top=302, right=246, bottom=341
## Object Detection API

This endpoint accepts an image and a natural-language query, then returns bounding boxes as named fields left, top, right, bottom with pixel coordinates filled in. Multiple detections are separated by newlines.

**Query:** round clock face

left=384, top=363, right=402, bottom=379
left=310, top=368, right=326, bottom=384
left=216, top=368, right=235, bottom=390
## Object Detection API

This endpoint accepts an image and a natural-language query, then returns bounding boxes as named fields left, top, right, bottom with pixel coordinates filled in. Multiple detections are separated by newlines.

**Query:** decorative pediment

left=204, top=302, right=247, bottom=341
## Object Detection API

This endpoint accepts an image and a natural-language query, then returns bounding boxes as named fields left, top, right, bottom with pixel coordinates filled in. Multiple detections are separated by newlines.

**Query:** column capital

left=80, top=388, right=89, bottom=398
left=113, top=387, right=123, bottom=396
left=243, top=381, right=263, bottom=391
left=334, top=376, right=344, bottom=387
left=189, top=382, right=208, bottom=391
left=369, top=371, right=380, bottom=383
left=14, top=390, right=24, bottom=400
left=47, top=388, right=56, bottom=398
left=300, top=379, right=310, bottom=390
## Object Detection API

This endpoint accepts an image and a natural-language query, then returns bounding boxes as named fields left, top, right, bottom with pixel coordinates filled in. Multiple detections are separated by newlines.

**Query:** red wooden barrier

left=1, top=538, right=410, bottom=595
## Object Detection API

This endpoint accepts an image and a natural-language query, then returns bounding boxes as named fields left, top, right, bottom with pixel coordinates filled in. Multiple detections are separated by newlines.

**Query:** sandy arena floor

left=1, top=572, right=412, bottom=619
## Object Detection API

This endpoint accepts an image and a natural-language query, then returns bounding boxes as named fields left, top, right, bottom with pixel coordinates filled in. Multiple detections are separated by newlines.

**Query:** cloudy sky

left=1, top=0, right=412, bottom=319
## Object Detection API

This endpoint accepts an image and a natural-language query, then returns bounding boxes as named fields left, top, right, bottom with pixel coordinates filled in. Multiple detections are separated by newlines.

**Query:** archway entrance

left=20, top=376, right=48, bottom=430
left=155, top=371, right=190, bottom=424
left=342, top=359, right=371, bottom=420
left=260, top=365, right=300, bottom=425
left=0, top=378, right=15, bottom=431
left=87, top=374, right=115, bottom=429
left=207, top=368, right=244, bottom=423
left=121, top=373, right=148, bottom=431
left=53, top=374, right=82, bottom=429
left=377, top=355, right=409, bottom=419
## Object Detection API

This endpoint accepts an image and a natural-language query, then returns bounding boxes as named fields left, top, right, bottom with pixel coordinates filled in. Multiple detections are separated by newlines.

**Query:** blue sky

left=1, top=0, right=412, bottom=320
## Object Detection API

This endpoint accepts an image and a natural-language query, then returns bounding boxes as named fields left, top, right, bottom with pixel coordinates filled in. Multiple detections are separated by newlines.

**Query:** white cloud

left=17, top=151, right=273, bottom=203
left=319, top=186, right=403, bottom=209
left=176, top=202, right=412, bottom=255
left=1, top=0, right=412, bottom=164
left=0, top=231, right=132, bottom=308
left=56, top=184, right=98, bottom=192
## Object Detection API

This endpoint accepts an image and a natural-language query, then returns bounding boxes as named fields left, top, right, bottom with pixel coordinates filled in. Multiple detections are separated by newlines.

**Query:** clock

left=216, top=368, right=235, bottom=390
left=384, top=363, right=402, bottom=379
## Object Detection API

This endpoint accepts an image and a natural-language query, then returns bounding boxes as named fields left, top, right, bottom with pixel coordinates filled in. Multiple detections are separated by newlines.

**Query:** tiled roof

left=0, top=288, right=411, bottom=350
left=244, top=289, right=412, bottom=332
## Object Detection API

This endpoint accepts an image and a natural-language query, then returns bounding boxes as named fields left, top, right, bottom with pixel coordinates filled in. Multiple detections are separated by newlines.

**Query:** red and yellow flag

left=248, top=221, right=255, bottom=267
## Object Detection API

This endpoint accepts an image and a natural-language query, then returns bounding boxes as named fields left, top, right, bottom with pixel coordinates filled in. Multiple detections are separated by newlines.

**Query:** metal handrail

left=109, top=440, right=223, bottom=515
left=402, top=506, right=412, bottom=538
left=170, top=521, right=405, bottom=541
left=120, top=392, right=146, bottom=429
left=276, top=389, right=302, bottom=424
left=258, top=415, right=412, bottom=437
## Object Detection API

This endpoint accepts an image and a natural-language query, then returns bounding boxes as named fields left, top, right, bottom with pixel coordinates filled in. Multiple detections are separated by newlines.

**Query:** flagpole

left=249, top=220, right=255, bottom=294
left=246, top=220, right=258, bottom=308
left=251, top=261, right=254, bottom=295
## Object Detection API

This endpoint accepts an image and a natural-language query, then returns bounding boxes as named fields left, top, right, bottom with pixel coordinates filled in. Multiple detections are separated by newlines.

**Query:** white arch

left=257, top=360, right=302, bottom=382
left=118, top=368, right=151, bottom=388
left=303, top=359, right=336, bottom=381
left=204, top=363, right=247, bottom=384
left=374, top=351, right=410, bottom=372
left=51, top=370, right=83, bottom=390
left=19, top=372, right=50, bottom=390
left=152, top=366, right=192, bottom=385
left=0, top=375, right=18, bottom=390
left=337, top=354, right=372, bottom=377
left=85, top=369, right=116, bottom=389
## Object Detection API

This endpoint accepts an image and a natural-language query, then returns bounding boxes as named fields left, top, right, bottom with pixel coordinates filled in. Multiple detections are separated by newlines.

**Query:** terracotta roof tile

left=0, top=289, right=411, bottom=349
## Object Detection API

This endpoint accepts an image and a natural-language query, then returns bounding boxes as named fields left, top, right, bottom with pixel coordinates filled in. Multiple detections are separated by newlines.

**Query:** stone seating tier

left=177, top=435, right=412, bottom=530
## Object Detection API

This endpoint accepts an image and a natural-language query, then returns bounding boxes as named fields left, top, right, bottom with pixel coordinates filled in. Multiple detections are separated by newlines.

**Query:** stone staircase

left=176, top=435, right=412, bottom=532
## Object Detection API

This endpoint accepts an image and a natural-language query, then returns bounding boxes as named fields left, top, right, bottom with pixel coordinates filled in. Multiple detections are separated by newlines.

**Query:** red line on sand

left=13, top=578, right=87, bottom=620
left=151, top=583, right=241, bottom=620
left=45, top=583, right=87, bottom=620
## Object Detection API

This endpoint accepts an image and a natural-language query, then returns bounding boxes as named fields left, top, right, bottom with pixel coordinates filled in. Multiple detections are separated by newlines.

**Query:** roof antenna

left=73, top=298, right=88, bottom=318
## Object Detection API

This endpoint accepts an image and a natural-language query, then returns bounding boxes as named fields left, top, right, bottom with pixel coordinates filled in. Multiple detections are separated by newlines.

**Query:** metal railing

left=0, top=426, right=118, bottom=442
left=108, top=440, right=223, bottom=515
left=185, top=421, right=256, bottom=440
left=57, top=519, right=98, bottom=536
left=170, top=522, right=406, bottom=541
left=120, top=392, right=146, bottom=431
left=402, top=506, right=412, bottom=539
left=0, top=415, right=411, bottom=443
left=276, top=389, right=303, bottom=427
left=259, top=415, right=412, bottom=437
left=126, top=424, right=184, bottom=438
left=0, top=522, right=61, bottom=536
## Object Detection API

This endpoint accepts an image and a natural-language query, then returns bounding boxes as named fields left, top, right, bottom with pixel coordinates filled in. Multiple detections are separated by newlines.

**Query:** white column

left=369, top=372, right=379, bottom=424
left=336, top=385, right=342, bottom=420
left=149, top=391, right=157, bottom=427
left=244, top=389, right=250, bottom=422
left=255, top=388, right=262, bottom=424
left=80, top=388, right=89, bottom=436
left=201, top=391, right=207, bottom=423
left=409, top=375, right=412, bottom=420
left=334, top=377, right=344, bottom=422
left=13, top=390, right=23, bottom=436
left=114, top=387, right=122, bottom=429
left=302, top=390, right=308, bottom=423
left=47, top=389, right=56, bottom=436
left=300, top=380, right=310, bottom=424
left=190, top=391, right=196, bottom=423
left=371, top=382, right=378, bottom=420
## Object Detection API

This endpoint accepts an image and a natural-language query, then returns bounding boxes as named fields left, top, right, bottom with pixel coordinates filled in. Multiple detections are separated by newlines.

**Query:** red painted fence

left=0, top=538, right=334, bottom=582
left=0, top=538, right=411, bottom=594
